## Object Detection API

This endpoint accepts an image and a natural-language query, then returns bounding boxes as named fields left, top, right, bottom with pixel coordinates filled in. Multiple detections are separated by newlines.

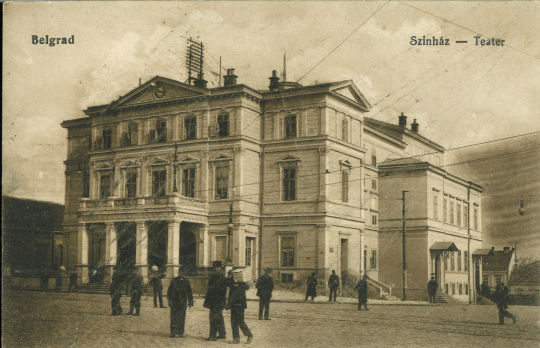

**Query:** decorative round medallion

left=154, top=85, right=166, bottom=98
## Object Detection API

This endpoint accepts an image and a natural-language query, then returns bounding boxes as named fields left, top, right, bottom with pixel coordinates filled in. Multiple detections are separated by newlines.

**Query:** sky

left=3, top=2, right=540, bottom=256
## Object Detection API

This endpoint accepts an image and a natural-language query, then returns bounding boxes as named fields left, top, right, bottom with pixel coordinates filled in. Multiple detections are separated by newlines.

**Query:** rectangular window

left=370, top=250, right=377, bottom=269
left=152, top=170, right=167, bottom=197
left=82, top=172, right=90, bottom=198
left=433, top=195, right=438, bottom=220
left=128, top=123, right=138, bottom=145
left=342, top=119, right=348, bottom=141
left=102, top=128, right=112, bottom=149
left=465, top=283, right=469, bottom=295
left=215, top=236, right=227, bottom=262
left=285, top=115, right=297, bottom=138
left=443, top=198, right=448, bottom=223
left=451, top=283, right=456, bottom=295
left=215, top=166, right=229, bottom=199
left=464, top=205, right=469, bottom=227
left=283, top=167, right=296, bottom=201
left=341, top=170, right=349, bottom=202
left=182, top=168, right=195, bottom=198
left=371, top=214, right=377, bottom=225
left=457, top=251, right=462, bottom=271
left=473, top=207, right=478, bottom=230
left=371, top=155, right=377, bottom=166
left=371, top=178, right=377, bottom=191
left=450, top=252, right=455, bottom=271
left=445, top=283, right=449, bottom=294
left=245, top=237, right=254, bottom=266
left=156, top=120, right=167, bottom=143
left=496, top=275, right=502, bottom=285
left=459, top=283, right=463, bottom=295
left=184, top=116, right=197, bottom=140
left=457, top=203, right=462, bottom=226
left=450, top=201, right=455, bottom=224
left=99, top=174, right=111, bottom=199
left=482, top=275, right=489, bottom=285
left=281, top=236, right=295, bottom=267
left=281, top=273, right=294, bottom=284
left=125, top=172, right=137, bottom=198
left=464, top=251, right=469, bottom=271
left=218, top=113, right=230, bottom=136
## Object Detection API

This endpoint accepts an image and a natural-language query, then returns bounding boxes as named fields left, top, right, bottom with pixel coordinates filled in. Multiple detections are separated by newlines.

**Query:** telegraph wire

left=296, top=1, right=389, bottom=83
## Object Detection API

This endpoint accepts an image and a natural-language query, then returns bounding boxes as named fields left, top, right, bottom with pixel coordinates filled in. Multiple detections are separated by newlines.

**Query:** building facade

left=61, top=72, right=483, bottom=300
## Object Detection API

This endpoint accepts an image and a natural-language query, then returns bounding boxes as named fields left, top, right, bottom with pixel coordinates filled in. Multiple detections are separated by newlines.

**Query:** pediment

left=178, top=156, right=200, bottom=164
left=150, top=157, right=170, bottom=166
left=113, top=76, right=208, bottom=109
left=210, top=153, right=233, bottom=162
left=340, top=159, right=352, bottom=167
left=120, top=159, right=140, bottom=168
left=278, top=155, right=301, bottom=163
left=331, top=82, right=371, bottom=111
left=95, top=163, right=114, bottom=171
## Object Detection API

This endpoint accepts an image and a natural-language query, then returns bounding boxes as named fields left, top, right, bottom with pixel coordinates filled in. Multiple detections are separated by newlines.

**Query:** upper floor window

left=280, top=236, right=295, bottom=267
left=371, top=154, right=377, bottom=166
left=99, top=174, right=111, bottom=199
left=102, top=128, right=112, bottom=149
left=156, top=119, right=167, bottom=143
left=371, top=178, right=377, bottom=191
left=283, top=167, right=296, bottom=201
left=185, top=116, right=197, bottom=140
left=285, top=115, right=297, bottom=138
left=464, top=204, right=469, bottom=227
left=457, top=203, right=462, bottom=226
left=457, top=251, right=462, bottom=271
left=125, top=172, right=137, bottom=198
left=371, top=214, right=378, bottom=225
left=215, top=165, right=229, bottom=199
left=341, top=169, right=349, bottom=202
left=183, top=168, right=195, bottom=198
left=433, top=195, right=439, bottom=220
left=152, top=170, right=167, bottom=197
left=443, top=198, right=448, bottom=223
left=342, top=119, right=348, bottom=142
left=450, top=252, right=455, bottom=271
left=464, top=251, right=469, bottom=271
left=449, top=201, right=455, bottom=224
left=370, top=250, right=377, bottom=269
left=473, top=207, right=479, bottom=230
left=82, top=171, right=90, bottom=198
left=218, top=113, right=230, bottom=136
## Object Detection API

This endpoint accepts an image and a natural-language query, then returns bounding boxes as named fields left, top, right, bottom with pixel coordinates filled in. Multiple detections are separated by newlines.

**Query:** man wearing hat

left=204, top=262, right=227, bottom=341
left=227, top=270, right=253, bottom=344
left=167, top=266, right=194, bottom=338
left=355, top=274, right=369, bottom=310
left=256, top=268, right=274, bottom=320
left=150, top=265, right=166, bottom=308
left=127, top=270, right=144, bottom=316
left=427, top=275, right=438, bottom=304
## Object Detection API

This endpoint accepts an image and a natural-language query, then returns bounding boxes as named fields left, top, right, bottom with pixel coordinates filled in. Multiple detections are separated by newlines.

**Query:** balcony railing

left=79, top=193, right=207, bottom=211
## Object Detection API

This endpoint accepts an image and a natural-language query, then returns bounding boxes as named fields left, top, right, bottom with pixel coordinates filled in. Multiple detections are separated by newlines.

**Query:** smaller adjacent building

left=480, top=246, right=515, bottom=290
left=509, top=260, right=540, bottom=297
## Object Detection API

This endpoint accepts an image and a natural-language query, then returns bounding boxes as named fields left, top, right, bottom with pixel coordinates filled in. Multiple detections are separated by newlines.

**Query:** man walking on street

left=328, top=270, right=340, bottom=302
left=127, top=270, right=143, bottom=316
left=494, top=283, right=516, bottom=325
left=227, top=270, right=253, bottom=344
left=427, top=276, right=438, bottom=304
left=109, top=269, right=123, bottom=316
left=167, top=268, right=194, bottom=338
left=150, top=266, right=166, bottom=308
left=355, top=274, right=369, bottom=310
left=256, top=268, right=274, bottom=320
left=305, top=272, right=318, bottom=302
left=204, top=263, right=227, bottom=341
left=69, top=270, right=77, bottom=292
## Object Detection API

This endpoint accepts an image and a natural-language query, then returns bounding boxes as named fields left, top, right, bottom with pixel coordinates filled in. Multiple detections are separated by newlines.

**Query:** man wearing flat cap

left=255, top=268, right=274, bottom=320
left=167, top=266, right=194, bottom=338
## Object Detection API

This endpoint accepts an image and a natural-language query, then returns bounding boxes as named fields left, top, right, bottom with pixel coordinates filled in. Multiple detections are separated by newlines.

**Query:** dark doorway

left=148, top=221, right=168, bottom=270
left=116, top=222, right=136, bottom=271
left=180, top=222, right=198, bottom=275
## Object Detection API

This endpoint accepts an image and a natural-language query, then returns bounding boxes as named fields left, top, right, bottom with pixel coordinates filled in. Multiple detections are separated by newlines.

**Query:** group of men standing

left=109, top=268, right=145, bottom=316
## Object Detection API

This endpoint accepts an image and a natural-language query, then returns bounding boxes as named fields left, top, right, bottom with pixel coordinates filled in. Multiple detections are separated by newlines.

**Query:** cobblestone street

left=3, top=291, right=539, bottom=347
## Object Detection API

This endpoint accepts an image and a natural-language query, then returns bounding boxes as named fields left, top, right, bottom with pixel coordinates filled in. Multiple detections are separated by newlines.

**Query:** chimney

left=411, top=119, right=419, bottom=132
left=223, top=68, right=238, bottom=86
left=398, top=112, right=407, bottom=127
left=194, top=72, right=207, bottom=88
left=269, top=70, right=280, bottom=90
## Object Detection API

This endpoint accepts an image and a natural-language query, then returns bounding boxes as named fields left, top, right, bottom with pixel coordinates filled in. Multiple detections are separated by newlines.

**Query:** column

left=135, top=221, right=149, bottom=282
left=103, top=222, right=117, bottom=282
left=198, top=224, right=209, bottom=267
left=166, top=220, right=181, bottom=278
left=77, top=223, right=89, bottom=283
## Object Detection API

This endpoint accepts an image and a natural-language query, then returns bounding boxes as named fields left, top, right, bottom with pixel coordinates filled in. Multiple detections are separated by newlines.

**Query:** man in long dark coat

left=494, top=283, right=516, bottom=325
left=150, top=268, right=166, bottom=308
left=305, top=272, right=318, bottom=302
left=109, top=270, right=123, bottom=316
left=167, top=270, right=194, bottom=338
left=127, top=271, right=143, bottom=316
left=427, top=276, right=438, bottom=304
left=256, top=268, right=274, bottom=320
left=355, top=274, right=369, bottom=310
left=227, top=271, right=253, bottom=344
left=204, top=265, right=227, bottom=341
left=328, top=270, right=340, bottom=302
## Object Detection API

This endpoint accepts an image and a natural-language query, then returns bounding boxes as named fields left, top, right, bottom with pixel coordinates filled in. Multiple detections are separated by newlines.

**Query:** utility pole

left=402, top=190, right=408, bottom=301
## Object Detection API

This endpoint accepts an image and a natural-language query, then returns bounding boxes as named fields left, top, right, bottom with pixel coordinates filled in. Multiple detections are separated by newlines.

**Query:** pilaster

left=77, top=223, right=89, bottom=283
left=104, top=222, right=117, bottom=283
left=166, top=220, right=181, bottom=278
left=198, top=224, right=209, bottom=267
left=135, top=220, right=149, bottom=282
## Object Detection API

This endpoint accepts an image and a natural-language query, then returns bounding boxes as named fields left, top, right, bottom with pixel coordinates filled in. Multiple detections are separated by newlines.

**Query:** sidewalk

left=244, top=288, right=428, bottom=305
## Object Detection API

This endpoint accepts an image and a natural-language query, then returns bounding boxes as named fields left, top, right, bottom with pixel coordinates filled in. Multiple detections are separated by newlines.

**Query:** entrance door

left=340, top=238, right=349, bottom=282
left=148, top=221, right=167, bottom=270
left=180, top=222, right=198, bottom=275
left=117, top=222, right=136, bottom=270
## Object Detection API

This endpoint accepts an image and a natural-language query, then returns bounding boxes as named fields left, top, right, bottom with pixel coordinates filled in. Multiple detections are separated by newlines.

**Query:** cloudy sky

left=3, top=2, right=539, bottom=255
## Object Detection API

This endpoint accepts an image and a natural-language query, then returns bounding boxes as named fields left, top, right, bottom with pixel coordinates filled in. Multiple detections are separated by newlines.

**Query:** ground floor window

left=280, top=236, right=295, bottom=267
left=451, top=283, right=456, bottom=295
left=245, top=237, right=254, bottom=266
left=214, top=236, right=228, bottom=262
left=445, top=283, right=449, bottom=294
left=459, top=283, right=463, bottom=295
left=281, top=273, right=294, bottom=283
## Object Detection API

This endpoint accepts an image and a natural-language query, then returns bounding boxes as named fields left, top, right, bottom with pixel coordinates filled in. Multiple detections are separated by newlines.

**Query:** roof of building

left=430, top=242, right=459, bottom=251
left=482, top=248, right=515, bottom=271
left=473, top=249, right=494, bottom=256
left=2, top=196, right=64, bottom=233
left=510, top=260, right=540, bottom=286
left=364, top=117, right=445, bottom=152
